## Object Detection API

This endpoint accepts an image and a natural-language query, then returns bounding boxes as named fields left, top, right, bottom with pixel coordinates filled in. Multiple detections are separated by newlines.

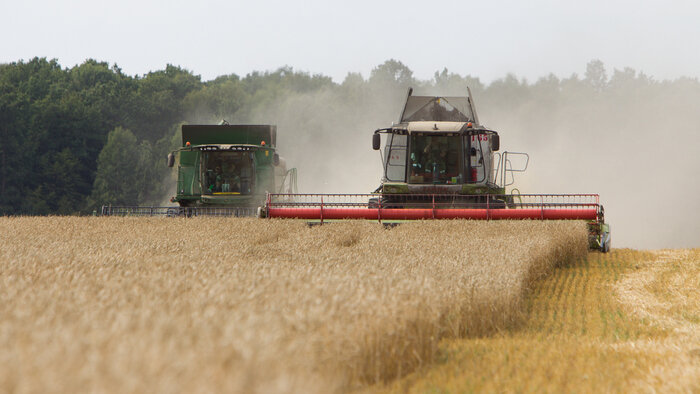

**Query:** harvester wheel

left=489, top=198, right=507, bottom=210
left=600, top=233, right=611, bottom=253
left=368, top=197, right=380, bottom=209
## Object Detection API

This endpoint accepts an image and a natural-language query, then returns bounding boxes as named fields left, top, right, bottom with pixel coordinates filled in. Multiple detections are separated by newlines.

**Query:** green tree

left=585, top=59, right=608, bottom=92
left=433, top=68, right=484, bottom=96
left=88, top=127, right=148, bottom=208
left=134, top=65, right=202, bottom=141
left=0, top=81, right=30, bottom=214
left=183, top=74, right=249, bottom=122
left=370, top=59, right=415, bottom=87
left=42, top=148, right=89, bottom=214
left=0, top=58, right=71, bottom=214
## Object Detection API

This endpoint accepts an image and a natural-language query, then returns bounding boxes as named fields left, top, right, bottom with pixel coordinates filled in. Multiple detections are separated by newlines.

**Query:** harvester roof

left=406, top=121, right=468, bottom=133
left=181, top=124, right=277, bottom=148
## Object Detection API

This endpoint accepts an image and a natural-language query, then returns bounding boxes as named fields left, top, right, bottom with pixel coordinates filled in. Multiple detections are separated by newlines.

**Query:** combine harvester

left=260, top=88, right=611, bottom=252
left=102, top=123, right=297, bottom=217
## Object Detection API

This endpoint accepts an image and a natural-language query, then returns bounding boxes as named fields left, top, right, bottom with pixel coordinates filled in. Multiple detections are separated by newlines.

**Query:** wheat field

left=381, top=248, right=700, bottom=392
left=0, top=217, right=588, bottom=393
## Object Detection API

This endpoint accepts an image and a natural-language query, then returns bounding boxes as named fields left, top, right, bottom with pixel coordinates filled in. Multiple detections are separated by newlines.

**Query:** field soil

left=0, top=217, right=587, bottom=393
left=379, top=249, right=700, bottom=393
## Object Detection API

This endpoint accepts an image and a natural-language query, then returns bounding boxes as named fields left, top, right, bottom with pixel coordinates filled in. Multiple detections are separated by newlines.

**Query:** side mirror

left=372, top=133, right=381, bottom=150
left=273, top=153, right=280, bottom=166
left=491, top=134, right=500, bottom=151
left=167, top=152, right=175, bottom=167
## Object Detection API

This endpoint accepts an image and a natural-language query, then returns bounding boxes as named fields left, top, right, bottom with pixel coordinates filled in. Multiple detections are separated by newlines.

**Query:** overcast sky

left=2, top=0, right=700, bottom=83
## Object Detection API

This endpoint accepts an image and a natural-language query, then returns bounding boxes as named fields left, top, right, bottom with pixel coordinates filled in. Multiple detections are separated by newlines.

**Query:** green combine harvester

left=101, top=123, right=297, bottom=217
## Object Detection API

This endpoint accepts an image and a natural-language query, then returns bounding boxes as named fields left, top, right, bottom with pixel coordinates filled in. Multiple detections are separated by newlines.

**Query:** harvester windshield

left=202, top=151, right=254, bottom=194
left=401, top=96, right=472, bottom=122
left=409, top=134, right=462, bottom=184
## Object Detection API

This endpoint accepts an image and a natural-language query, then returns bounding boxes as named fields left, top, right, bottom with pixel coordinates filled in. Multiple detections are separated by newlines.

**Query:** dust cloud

left=191, top=71, right=699, bottom=250
left=476, top=77, right=700, bottom=250
left=237, top=83, right=406, bottom=195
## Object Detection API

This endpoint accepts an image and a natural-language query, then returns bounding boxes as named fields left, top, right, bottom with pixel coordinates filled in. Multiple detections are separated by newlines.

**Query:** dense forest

left=1, top=56, right=698, bottom=248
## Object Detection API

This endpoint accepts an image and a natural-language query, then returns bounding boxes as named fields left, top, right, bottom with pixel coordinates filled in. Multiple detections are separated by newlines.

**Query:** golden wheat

left=382, top=249, right=700, bottom=393
left=0, top=217, right=587, bottom=393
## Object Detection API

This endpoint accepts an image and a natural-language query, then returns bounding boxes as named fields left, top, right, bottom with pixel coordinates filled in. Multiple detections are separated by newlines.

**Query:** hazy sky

left=3, top=0, right=700, bottom=83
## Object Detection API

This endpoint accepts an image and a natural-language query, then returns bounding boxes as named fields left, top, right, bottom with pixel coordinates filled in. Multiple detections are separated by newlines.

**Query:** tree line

left=1, top=57, right=699, bottom=216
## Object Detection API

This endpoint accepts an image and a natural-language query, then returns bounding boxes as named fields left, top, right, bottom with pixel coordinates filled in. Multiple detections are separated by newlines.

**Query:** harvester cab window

left=202, top=151, right=254, bottom=194
left=409, top=134, right=461, bottom=184
left=384, top=134, right=407, bottom=182
left=466, top=134, right=489, bottom=183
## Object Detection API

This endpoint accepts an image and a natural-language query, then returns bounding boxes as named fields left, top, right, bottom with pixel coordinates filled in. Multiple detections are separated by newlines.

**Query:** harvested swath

left=0, top=217, right=587, bottom=393
left=382, top=249, right=700, bottom=393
